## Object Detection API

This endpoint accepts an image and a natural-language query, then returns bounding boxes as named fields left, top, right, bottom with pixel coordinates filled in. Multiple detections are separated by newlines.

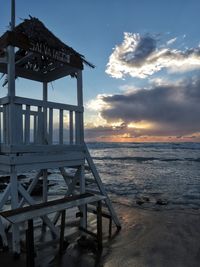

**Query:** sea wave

left=87, top=142, right=200, bottom=150
left=92, top=156, right=200, bottom=162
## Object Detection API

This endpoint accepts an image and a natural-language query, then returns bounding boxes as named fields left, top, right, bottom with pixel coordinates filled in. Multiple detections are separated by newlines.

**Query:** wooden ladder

left=84, top=143, right=121, bottom=230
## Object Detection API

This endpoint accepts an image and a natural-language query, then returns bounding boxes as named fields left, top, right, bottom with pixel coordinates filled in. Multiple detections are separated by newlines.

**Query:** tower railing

left=0, top=96, right=83, bottom=149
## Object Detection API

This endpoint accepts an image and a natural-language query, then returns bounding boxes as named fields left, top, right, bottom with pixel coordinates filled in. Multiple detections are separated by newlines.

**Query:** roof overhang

left=0, top=18, right=94, bottom=82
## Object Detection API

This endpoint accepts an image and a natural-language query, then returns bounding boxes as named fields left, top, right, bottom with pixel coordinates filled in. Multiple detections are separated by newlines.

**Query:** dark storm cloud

left=100, top=77, right=200, bottom=136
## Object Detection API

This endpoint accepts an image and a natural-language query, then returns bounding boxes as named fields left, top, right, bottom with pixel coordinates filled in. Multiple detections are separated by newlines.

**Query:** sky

left=1, top=0, right=200, bottom=142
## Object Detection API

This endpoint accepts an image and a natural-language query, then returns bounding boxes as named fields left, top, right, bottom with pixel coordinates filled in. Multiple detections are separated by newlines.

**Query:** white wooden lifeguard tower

left=0, top=2, right=120, bottom=255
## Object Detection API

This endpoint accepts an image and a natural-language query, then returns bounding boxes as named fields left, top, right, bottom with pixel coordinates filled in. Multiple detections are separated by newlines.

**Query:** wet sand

left=103, top=204, right=200, bottom=267
left=1, top=204, right=200, bottom=267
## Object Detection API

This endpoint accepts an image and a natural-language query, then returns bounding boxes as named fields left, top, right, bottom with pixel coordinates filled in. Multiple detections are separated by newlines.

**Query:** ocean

left=1, top=142, right=200, bottom=210
left=86, top=142, right=200, bottom=210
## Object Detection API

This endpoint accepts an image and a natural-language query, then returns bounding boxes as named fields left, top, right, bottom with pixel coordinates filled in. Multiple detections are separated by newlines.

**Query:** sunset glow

left=127, top=121, right=154, bottom=130
left=1, top=1, right=200, bottom=143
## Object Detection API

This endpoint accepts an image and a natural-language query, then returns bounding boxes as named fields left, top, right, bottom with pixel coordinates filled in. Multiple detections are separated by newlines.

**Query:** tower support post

left=10, top=165, right=20, bottom=254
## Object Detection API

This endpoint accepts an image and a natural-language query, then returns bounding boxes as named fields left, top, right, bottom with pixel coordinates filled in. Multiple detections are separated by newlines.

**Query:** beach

left=53, top=203, right=200, bottom=267
left=1, top=142, right=200, bottom=266
left=1, top=202, right=200, bottom=267
left=103, top=203, right=200, bottom=267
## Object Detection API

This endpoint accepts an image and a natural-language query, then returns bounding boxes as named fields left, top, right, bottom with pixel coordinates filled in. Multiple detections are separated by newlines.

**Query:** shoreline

left=1, top=203, right=200, bottom=267
left=102, top=203, right=200, bottom=267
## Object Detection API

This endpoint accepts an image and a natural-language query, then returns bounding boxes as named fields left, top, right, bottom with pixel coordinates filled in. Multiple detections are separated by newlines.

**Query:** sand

left=102, top=204, right=200, bottom=267
left=1, top=204, right=200, bottom=267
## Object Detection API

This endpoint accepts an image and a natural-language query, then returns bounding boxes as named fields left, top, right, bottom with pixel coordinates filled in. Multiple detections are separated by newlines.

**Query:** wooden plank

left=26, top=219, right=35, bottom=267
left=0, top=31, right=29, bottom=50
left=23, top=110, right=38, bottom=116
left=59, top=210, right=66, bottom=255
left=96, top=201, right=103, bottom=249
left=11, top=0, right=16, bottom=30
left=43, top=66, right=79, bottom=82
left=84, top=144, right=121, bottom=229
left=0, top=31, right=11, bottom=49
left=0, top=63, right=44, bottom=82
left=14, top=96, right=83, bottom=112
left=48, top=108, right=53, bottom=144
left=24, top=105, right=30, bottom=144
left=77, top=70, right=84, bottom=144
left=59, top=109, right=63, bottom=144
left=19, top=170, right=42, bottom=207
left=42, top=169, right=48, bottom=203
left=79, top=165, right=87, bottom=228
left=18, top=183, right=59, bottom=237
left=79, top=112, right=84, bottom=144
left=0, top=109, right=2, bottom=144
left=43, top=82, right=48, bottom=144
left=15, top=52, right=34, bottom=66
left=15, top=159, right=85, bottom=173
left=69, top=111, right=73, bottom=144
left=77, top=70, right=83, bottom=106
left=2, top=105, right=7, bottom=144
left=0, top=194, right=106, bottom=224
left=75, top=112, right=80, bottom=144
left=12, top=151, right=85, bottom=165
left=37, top=106, right=43, bottom=144
left=53, top=169, right=79, bottom=224
left=0, top=154, right=10, bottom=165
left=0, top=217, right=8, bottom=247
left=0, top=164, right=10, bottom=172
left=33, top=114, right=37, bottom=144
left=10, top=166, right=20, bottom=254
left=0, top=184, right=11, bottom=210
left=4, top=193, right=93, bottom=217
left=15, top=104, right=23, bottom=144
left=0, top=144, right=84, bottom=153
left=0, top=96, right=10, bottom=105
left=7, top=40, right=16, bottom=146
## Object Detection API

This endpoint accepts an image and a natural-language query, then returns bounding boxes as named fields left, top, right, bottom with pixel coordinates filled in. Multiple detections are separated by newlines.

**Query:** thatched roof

left=0, top=17, right=94, bottom=82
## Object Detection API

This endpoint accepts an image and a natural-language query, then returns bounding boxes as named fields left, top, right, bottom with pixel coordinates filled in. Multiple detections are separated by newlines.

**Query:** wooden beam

left=11, top=0, right=16, bottom=30
left=77, top=70, right=84, bottom=144
left=10, top=166, right=20, bottom=254
left=15, top=159, right=85, bottom=172
left=0, top=144, right=84, bottom=153
left=96, top=201, right=103, bottom=250
left=84, top=144, right=121, bottom=229
left=15, top=52, right=34, bottom=66
left=69, top=111, right=74, bottom=144
left=43, top=65, right=79, bottom=82
left=0, top=194, right=106, bottom=224
left=0, top=55, right=82, bottom=82
left=26, top=219, right=35, bottom=267
left=0, top=31, right=30, bottom=50
left=14, top=96, right=83, bottom=112
left=0, top=96, right=10, bottom=105
left=59, top=210, right=66, bottom=255
left=0, top=63, right=44, bottom=82
left=11, top=151, right=85, bottom=165
left=43, top=82, right=48, bottom=144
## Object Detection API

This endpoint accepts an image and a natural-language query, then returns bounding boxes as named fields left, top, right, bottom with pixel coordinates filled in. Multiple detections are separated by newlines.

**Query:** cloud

left=90, top=77, right=200, bottom=137
left=166, top=37, right=177, bottom=45
left=106, top=33, right=200, bottom=79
